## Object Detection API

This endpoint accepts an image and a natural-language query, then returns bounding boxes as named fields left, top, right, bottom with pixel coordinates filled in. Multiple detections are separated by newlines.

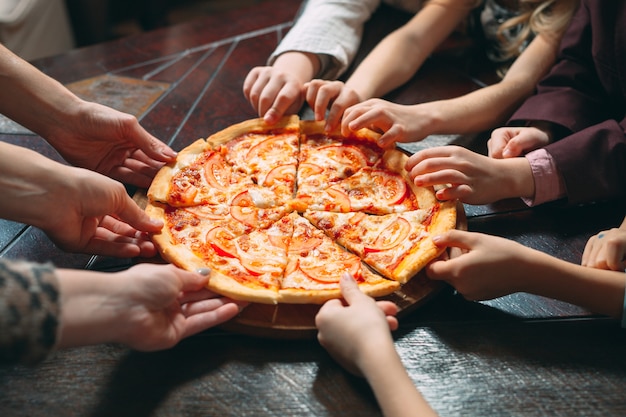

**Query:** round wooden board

left=218, top=270, right=447, bottom=339
left=219, top=201, right=466, bottom=339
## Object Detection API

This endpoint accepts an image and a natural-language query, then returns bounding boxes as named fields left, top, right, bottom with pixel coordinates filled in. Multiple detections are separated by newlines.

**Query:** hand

left=341, top=99, right=432, bottom=147
left=41, top=166, right=164, bottom=257
left=47, top=101, right=177, bottom=189
left=315, top=273, right=399, bottom=376
left=243, top=66, right=306, bottom=124
left=582, top=227, right=626, bottom=271
left=488, top=126, right=551, bottom=159
left=58, top=264, right=248, bottom=351
left=305, top=79, right=361, bottom=132
left=405, top=145, right=535, bottom=204
left=426, top=230, right=533, bottom=300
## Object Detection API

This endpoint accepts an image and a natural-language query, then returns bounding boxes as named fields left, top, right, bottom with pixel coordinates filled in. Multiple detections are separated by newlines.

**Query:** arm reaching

left=427, top=230, right=626, bottom=319
left=405, top=145, right=535, bottom=204
left=0, top=142, right=162, bottom=258
left=316, top=273, right=438, bottom=417
left=0, top=43, right=176, bottom=188
left=57, top=264, right=247, bottom=350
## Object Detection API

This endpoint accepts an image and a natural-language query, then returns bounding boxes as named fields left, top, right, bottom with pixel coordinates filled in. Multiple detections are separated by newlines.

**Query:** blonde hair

left=497, top=0, right=579, bottom=60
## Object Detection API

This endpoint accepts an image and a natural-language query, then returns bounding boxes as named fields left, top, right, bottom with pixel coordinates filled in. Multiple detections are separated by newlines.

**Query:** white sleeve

left=269, top=0, right=382, bottom=80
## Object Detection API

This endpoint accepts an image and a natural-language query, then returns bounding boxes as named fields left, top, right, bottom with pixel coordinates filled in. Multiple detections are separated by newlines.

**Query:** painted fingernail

left=598, top=233, right=605, bottom=239
left=196, top=268, right=212, bottom=276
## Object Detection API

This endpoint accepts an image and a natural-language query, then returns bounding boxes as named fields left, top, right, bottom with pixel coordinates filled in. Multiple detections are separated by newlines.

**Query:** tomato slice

left=236, top=239, right=284, bottom=275
left=319, top=145, right=368, bottom=170
left=298, top=162, right=324, bottom=177
left=364, top=217, right=410, bottom=254
left=373, top=170, right=408, bottom=205
left=230, top=206, right=257, bottom=227
left=325, top=187, right=351, bottom=212
left=263, top=163, right=296, bottom=186
left=203, top=152, right=231, bottom=190
left=231, top=190, right=254, bottom=207
left=246, top=134, right=293, bottom=161
left=288, top=235, right=323, bottom=254
left=299, top=258, right=361, bottom=283
left=268, top=234, right=289, bottom=251
left=206, top=226, right=237, bottom=258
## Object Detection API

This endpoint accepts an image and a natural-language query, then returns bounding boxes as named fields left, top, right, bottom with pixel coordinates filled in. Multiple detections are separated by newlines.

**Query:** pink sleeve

left=522, top=149, right=566, bottom=206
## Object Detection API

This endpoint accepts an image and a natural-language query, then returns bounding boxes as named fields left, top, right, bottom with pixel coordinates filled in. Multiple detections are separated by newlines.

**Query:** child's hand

left=340, top=99, right=432, bottom=148
left=582, top=227, right=626, bottom=271
left=315, top=273, right=398, bottom=376
left=426, top=230, right=533, bottom=300
left=305, top=80, right=361, bottom=132
left=243, top=66, right=306, bottom=124
left=488, top=126, right=552, bottom=158
left=405, top=145, right=535, bottom=204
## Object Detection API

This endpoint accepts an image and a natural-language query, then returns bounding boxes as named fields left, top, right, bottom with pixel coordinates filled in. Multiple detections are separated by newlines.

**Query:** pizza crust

left=147, top=138, right=210, bottom=204
left=206, top=115, right=300, bottom=148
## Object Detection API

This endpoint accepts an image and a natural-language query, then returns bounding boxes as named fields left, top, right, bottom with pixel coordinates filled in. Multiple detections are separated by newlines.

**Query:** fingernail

left=432, top=235, right=441, bottom=243
left=163, top=148, right=177, bottom=158
left=196, top=268, right=212, bottom=276
left=150, top=219, right=164, bottom=227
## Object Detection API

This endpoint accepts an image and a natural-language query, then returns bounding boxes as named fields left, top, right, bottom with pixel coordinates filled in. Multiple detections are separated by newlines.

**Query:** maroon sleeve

left=508, top=0, right=626, bottom=204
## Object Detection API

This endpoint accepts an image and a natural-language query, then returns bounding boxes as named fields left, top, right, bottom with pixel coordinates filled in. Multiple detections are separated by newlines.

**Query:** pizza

left=145, top=115, right=457, bottom=304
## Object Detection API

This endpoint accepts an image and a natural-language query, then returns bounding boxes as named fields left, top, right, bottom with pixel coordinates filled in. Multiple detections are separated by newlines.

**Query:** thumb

left=116, top=193, right=163, bottom=233
left=501, top=132, right=537, bottom=158
left=432, top=229, right=476, bottom=251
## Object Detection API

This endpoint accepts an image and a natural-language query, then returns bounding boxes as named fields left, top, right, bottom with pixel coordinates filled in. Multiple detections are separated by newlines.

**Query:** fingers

left=114, top=192, right=164, bottom=233
left=244, top=67, right=304, bottom=123
left=431, top=229, right=478, bottom=251
left=127, top=120, right=177, bottom=162
left=181, top=303, right=242, bottom=339
left=81, top=227, right=157, bottom=258
left=338, top=272, right=365, bottom=305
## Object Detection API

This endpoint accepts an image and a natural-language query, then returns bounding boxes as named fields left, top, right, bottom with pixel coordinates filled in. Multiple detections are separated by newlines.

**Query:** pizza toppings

left=146, top=116, right=457, bottom=304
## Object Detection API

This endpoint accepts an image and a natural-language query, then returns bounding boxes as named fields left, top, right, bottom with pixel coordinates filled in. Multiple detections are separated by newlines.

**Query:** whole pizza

left=146, top=116, right=456, bottom=304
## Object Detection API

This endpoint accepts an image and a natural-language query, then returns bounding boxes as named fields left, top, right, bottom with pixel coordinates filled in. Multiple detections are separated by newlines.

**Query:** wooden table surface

left=1, top=1, right=626, bottom=416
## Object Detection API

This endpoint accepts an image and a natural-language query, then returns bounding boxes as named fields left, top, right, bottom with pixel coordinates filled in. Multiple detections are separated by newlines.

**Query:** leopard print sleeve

left=0, top=259, right=60, bottom=365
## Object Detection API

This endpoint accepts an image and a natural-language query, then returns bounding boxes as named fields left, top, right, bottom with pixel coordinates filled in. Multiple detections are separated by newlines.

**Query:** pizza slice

left=304, top=201, right=456, bottom=283
left=148, top=140, right=255, bottom=207
left=278, top=212, right=400, bottom=303
left=147, top=202, right=293, bottom=304
left=295, top=121, right=385, bottom=201
left=210, top=116, right=299, bottom=206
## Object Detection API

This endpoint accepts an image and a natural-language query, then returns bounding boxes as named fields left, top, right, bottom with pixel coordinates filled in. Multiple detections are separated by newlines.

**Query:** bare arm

left=428, top=230, right=626, bottom=320
left=57, top=264, right=245, bottom=350
left=0, top=43, right=175, bottom=187
left=345, top=0, right=475, bottom=100
left=418, top=32, right=563, bottom=135
left=316, top=274, right=438, bottom=417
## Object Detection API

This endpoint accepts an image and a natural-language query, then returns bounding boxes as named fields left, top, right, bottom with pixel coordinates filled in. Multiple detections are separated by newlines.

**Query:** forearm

left=56, top=269, right=126, bottom=348
left=0, top=142, right=76, bottom=228
left=346, top=0, right=471, bottom=100
left=420, top=82, right=532, bottom=136
left=523, top=250, right=625, bottom=319
left=0, top=44, right=83, bottom=140
left=359, top=340, right=438, bottom=417
left=273, top=51, right=321, bottom=84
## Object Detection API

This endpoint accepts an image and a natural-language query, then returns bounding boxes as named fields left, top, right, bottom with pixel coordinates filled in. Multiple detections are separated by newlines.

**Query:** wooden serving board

left=218, top=269, right=447, bottom=339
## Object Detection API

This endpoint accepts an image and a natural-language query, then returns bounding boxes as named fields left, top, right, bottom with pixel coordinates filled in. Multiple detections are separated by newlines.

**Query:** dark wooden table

left=1, top=1, right=626, bottom=416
